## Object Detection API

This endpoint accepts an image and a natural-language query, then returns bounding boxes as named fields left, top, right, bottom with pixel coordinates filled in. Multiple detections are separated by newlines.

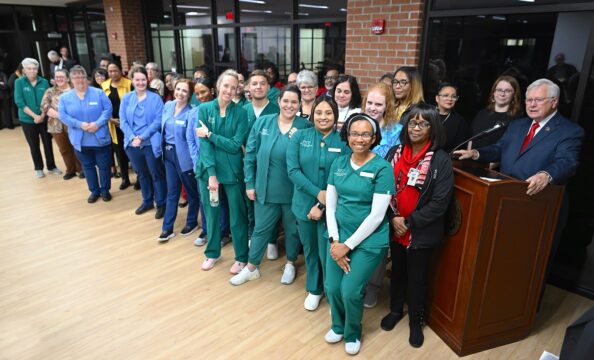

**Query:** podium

left=428, top=162, right=564, bottom=356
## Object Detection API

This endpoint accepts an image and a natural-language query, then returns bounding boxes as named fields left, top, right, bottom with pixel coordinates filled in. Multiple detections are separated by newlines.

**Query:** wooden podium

left=428, top=163, right=564, bottom=356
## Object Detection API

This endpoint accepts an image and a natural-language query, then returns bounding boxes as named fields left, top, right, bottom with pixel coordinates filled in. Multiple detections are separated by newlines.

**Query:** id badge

left=407, top=168, right=420, bottom=186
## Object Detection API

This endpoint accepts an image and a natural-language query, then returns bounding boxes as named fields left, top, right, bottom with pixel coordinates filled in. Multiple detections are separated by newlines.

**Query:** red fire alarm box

left=372, top=19, right=385, bottom=35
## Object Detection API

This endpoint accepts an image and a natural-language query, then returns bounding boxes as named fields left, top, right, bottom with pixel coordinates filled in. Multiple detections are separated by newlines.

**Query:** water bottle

left=209, top=188, right=219, bottom=207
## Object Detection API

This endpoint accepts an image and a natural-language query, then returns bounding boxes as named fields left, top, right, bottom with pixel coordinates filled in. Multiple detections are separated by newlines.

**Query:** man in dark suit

left=455, top=78, right=583, bottom=195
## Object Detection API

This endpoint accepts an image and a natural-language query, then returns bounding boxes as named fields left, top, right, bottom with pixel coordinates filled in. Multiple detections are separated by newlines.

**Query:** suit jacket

left=477, top=112, right=584, bottom=184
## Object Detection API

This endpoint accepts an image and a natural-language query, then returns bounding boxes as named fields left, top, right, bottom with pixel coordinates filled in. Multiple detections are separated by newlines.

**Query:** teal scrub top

left=265, top=133, right=292, bottom=204
left=328, top=154, right=395, bottom=249
left=244, top=113, right=311, bottom=205
left=287, top=128, right=351, bottom=221
left=267, top=87, right=280, bottom=103
left=243, top=100, right=280, bottom=128
left=195, top=99, right=249, bottom=184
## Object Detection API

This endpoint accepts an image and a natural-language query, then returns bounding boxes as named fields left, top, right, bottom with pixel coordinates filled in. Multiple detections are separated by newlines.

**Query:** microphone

left=450, top=121, right=507, bottom=154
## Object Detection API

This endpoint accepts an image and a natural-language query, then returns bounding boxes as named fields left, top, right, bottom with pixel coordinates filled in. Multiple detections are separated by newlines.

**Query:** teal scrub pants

left=325, top=246, right=386, bottom=342
left=248, top=202, right=300, bottom=266
left=199, top=179, right=249, bottom=263
left=297, top=218, right=328, bottom=295
left=247, top=199, right=277, bottom=244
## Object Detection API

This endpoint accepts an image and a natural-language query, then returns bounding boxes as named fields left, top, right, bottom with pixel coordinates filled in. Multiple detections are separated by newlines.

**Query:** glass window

left=71, top=9, right=86, bottom=32
left=240, top=26, right=291, bottom=78
left=0, top=5, right=15, bottom=30
left=75, top=33, right=91, bottom=73
left=55, top=9, right=68, bottom=32
left=297, top=0, right=347, bottom=20
left=217, top=28, right=236, bottom=63
left=146, top=0, right=173, bottom=27
left=176, top=0, right=211, bottom=26
left=432, top=0, right=594, bottom=11
left=180, top=28, right=213, bottom=76
left=156, top=30, right=177, bottom=73
left=299, top=23, right=346, bottom=83
left=90, top=32, right=109, bottom=67
left=238, top=0, right=291, bottom=23
left=152, top=30, right=162, bottom=69
left=87, top=7, right=106, bottom=31
left=299, top=28, right=324, bottom=72
left=216, top=0, right=235, bottom=25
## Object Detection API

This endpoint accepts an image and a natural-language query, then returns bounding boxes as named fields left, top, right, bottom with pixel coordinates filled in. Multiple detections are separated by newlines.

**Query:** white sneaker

left=280, top=263, right=296, bottom=285
left=229, top=266, right=261, bottom=286
left=345, top=339, right=361, bottom=355
left=48, top=167, right=63, bottom=175
left=35, top=170, right=45, bottom=178
left=324, top=329, right=343, bottom=343
left=304, top=293, right=323, bottom=311
left=267, top=243, right=279, bottom=260
left=194, top=234, right=207, bottom=246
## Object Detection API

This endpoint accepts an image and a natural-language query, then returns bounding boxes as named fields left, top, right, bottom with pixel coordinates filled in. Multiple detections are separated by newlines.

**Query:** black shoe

left=78, top=172, right=85, bottom=179
left=87, top=193, right=100, bottom=203
left=155, top=206, right=165, bottom=219
left=63, top=172, right=77, bottom=180
left=409, top=322, right=424, bottom=348
left=119, top=179, right=131, bottom=190
left=180, top=225, right=198, bottom=236
left=381, top=312, right=404, bottom=331
left=133, top=181, right=141, bottom=190
left=114, top=172, right=121, bottom=179
left=101, top=191, right=112, bottom=202
left=135, top=203, right=154, bottom=215
left=178, top=200, right=188, bottom=208
left=158, top=230, right=175, bottom=242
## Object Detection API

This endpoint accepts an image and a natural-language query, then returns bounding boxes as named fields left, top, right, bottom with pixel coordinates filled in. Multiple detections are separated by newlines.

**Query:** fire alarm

left=371, top=19, right=385, bottom=35
left=111, top=32, right=118, bottom=40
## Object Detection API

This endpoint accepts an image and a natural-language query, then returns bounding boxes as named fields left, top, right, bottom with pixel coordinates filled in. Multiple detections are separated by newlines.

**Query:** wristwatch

left=316, top=202, right=326, bottom=211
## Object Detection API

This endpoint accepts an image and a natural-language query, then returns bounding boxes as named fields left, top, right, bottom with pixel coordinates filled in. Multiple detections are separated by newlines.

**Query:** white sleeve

left=325, top=184, right=339, bottom=241
left=344, top=193, right=392, bottom=250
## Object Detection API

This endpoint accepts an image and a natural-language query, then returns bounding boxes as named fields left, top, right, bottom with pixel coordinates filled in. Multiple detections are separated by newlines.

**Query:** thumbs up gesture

left=195, top=120, right=210, bottom=138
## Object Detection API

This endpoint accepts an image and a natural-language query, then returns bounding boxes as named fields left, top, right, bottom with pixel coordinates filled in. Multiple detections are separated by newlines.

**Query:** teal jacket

left=14, top=76, right=50, bottom=124
left=244, top=113, right=311, bottom=204
left=287, top=128, right=351, bottom=221
left=243, top=101, right=280, bottom=128
left=195, top=99, right=249, bottom=184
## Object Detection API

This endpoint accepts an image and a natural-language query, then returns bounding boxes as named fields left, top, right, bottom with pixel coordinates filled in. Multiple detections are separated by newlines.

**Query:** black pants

left=21, top=121, right=56, bottom=171
left=112, top=126, right=129, bottom=181
left=389, top=242, right=434, bottom=321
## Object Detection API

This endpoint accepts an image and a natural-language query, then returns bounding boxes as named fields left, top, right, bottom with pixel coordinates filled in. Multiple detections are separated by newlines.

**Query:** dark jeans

left=389, top=243, right=434, bottom=318
left=75, top=145, right=112, bottom=196
left=112, top=126, right=129, bottom=180
left=126, top=145, right=166, bottom=207
left=21, top=121, right=56, bottom=171
left=162, top=143, right=200, bottom=232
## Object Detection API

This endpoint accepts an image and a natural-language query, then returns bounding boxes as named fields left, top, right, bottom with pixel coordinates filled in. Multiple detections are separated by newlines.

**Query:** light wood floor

left=1, top=129, right=592, bottom=360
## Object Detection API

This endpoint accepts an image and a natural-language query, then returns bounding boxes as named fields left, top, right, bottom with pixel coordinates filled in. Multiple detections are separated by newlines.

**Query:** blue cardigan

left=161, top=100, right=194, bottom=172
left=119, top=90, right=164, bottom=158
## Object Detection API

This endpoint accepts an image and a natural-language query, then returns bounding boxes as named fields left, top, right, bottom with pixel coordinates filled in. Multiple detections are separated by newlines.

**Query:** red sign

left=372, top=19, right=385, bottom=35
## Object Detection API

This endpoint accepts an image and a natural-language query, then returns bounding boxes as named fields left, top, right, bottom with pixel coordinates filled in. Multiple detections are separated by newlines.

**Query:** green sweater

left=195, top=99, right=249, bottom=184
left=14, top=76, right=50, bottom=124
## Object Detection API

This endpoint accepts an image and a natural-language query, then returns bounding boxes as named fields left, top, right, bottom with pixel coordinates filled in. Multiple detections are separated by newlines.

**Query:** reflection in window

left=146, top=0, right=173, bottom=27
left=180, top=28, right=213, bottom=77
left=240, top=26, right=291, bottom=79
left=238, top=0, right=291, bottom=23
left=217, top=28, right=236, bottom=63
left=216, top=0, right=235, bottom=25
left=152, top=30, right=177, bottom=73
left=300, top=28, right=324, bottom=72
left=91, top=32, right=109, bottom=66
left=297, top=1, right=347, bottom=20
left=75, top=33, right=91, bottom=73
left=176, top=0, right=211, bottom=26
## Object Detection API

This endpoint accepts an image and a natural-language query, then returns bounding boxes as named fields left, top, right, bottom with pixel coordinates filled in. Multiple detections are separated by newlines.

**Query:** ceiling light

left=241, top=9, right=272, bottom=14
left=240, top=0, right=266, bottom=4
left=518, top=0, right=535, bottom=2
left=299, top=4, right=329, bottom=9
left=298, top=12, right=310, bottom=16
left=340, top=8, right=347, bottom=12
left=186, top=12, right=208, bottom=16
left=175, top=5, right=210, bottom=10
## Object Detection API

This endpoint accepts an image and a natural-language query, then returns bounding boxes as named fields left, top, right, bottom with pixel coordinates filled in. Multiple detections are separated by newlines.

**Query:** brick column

left=103, top=0, right=147, bottom=72
left=345, top=0, right=424, bottom=92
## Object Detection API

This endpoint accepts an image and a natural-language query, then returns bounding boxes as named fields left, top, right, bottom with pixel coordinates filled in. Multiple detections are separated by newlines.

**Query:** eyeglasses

left=299, top=85, right=315, bottom=91
left=525, top=97, right=554, bottom=104
left=71, top=75, right=87, bottom=80
left=437, top=94, right=459, bottom=100
left=495, top=88, right=513, bottom=94
left=408, top=120, right=431, bottom=129
left=391, top=79, right=409, bottom=87
left=324, top=76, right=338, bottom=80
left=348, top=131, right=374, bottom=139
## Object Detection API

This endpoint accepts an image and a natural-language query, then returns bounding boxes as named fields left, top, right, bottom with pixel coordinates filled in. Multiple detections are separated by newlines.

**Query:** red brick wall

left=345, top=0, right=425, bottom=92
left=103, top=0, right=147, bottom=72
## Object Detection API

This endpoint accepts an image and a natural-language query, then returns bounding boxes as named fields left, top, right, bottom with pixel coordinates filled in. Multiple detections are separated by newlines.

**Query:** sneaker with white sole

left=157, top=230, right=175, bottom=242
left=48, top=167, right=63, bottom=175
left=304, top=293, right=323, bottom=311
left=345, top=339, right=361, bottom=355
left=194, top=234, right=207, bottom=246
left=267, top=243, right=279, bottom=260
left=280, top=263, right=296, bottom=285
left=324, top=329, right=343, bottom=343
left=201, top=257, right=221, bottom=271
left=229, top=261, right=246, bottom=274
left=35, top=170, right=45, bottom=178
left=229, top=266, right=261, bottom=286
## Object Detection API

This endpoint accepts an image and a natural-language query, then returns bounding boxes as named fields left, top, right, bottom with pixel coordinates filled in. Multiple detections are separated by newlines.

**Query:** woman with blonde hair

left=362, top=82, right=402, bottom=158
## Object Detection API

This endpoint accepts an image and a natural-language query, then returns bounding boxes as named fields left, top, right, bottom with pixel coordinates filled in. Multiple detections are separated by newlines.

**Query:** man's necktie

left=520, top=122, right=540, bottom=153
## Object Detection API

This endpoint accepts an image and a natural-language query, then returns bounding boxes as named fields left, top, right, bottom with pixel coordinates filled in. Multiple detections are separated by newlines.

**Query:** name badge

left=175, top=119, right=185, bottom=126
left=89, top=101, right=98, bottom=106
left=360, top=171, right=374, bottom=179
left=328, top=147, right=341, bottom=153
left=407, top=168, right=420, bottom=186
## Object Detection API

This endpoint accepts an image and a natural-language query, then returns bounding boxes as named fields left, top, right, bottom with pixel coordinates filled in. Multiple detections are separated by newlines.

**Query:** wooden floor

left=0, top=129, right=592, bottom=360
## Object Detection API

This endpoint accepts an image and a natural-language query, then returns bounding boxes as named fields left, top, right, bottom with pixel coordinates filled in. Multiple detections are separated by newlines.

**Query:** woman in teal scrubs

left=324, top=113, right=395, bottom=355
left=194, top=69, right=250, bottom=274
left=286, top=96, right=350, bottom=311
left=230, top=85, right=310, bottom=286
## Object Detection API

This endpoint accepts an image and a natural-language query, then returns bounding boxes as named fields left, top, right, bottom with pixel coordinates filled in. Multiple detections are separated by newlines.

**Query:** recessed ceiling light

left=239, top=0, right=266, bottom=4
left=175, top=5, right=210, bottom=10
left=299, top=4, right=329, bottom=9
left=241, top=9, right=272, bottom=14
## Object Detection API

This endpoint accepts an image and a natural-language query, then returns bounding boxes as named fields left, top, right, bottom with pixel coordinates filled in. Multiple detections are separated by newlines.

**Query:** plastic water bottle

left=209, top=188, right=219, bottom=207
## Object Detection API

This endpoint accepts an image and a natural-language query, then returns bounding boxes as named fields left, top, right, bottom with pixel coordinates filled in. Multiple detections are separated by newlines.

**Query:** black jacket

left=386, top=146, right=455, bottom=249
